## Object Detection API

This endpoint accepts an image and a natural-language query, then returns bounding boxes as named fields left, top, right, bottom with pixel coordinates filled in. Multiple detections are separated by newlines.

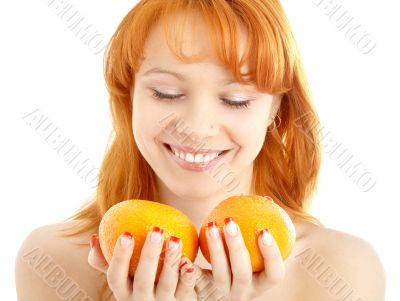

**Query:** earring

left=267, top=115, right=281, bottom=132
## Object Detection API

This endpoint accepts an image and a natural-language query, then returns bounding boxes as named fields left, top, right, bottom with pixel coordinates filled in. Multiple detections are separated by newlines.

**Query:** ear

left=267, top=95, right=282, bottom=126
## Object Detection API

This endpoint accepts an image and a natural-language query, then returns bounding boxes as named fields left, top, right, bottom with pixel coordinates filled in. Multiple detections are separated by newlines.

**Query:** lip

left=162, top=143, right=229, bottom=172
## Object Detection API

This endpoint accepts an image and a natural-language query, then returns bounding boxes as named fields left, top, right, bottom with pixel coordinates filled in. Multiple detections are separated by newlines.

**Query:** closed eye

left=151, top=89, right=251, bottom=109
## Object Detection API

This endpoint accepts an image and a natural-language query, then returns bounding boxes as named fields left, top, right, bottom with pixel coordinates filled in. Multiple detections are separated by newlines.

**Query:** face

left=131, top=12, right=281, bottom=200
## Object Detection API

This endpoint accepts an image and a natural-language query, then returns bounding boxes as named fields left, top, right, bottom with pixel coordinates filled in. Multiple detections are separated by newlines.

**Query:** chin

left=171, top=182, right=221, bottom=199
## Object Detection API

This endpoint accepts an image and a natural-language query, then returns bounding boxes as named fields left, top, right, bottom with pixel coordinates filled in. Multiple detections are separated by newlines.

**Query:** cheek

left=132, top=97, right=178, bottom=140
left=229, top=110, right=269, bottom=145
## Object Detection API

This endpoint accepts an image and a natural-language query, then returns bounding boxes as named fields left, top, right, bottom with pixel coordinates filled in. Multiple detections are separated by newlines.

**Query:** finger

left=133, top=226, right=164, bottom=300
left=205, top=221, right=231, bottom=290
left=106, top=232, right=135, bottom=300
left=223, top=217, right=253, bottom=297
left=87, top=233, right=108, bottom=274
left=175, top=258, right=196, bottom=300
left=254, top=228, right=285, bottom=288
left=155, top=236, right=182, bottom=299
left=191, top=266, right=227, bottom=301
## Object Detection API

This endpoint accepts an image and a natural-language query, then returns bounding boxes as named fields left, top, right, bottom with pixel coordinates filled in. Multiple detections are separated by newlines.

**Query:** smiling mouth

left=162, top=143, right=229, bottom=157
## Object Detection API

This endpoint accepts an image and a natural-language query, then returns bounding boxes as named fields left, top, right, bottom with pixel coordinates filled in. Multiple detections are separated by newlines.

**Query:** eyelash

left=151, top=89, right=251, bottom=109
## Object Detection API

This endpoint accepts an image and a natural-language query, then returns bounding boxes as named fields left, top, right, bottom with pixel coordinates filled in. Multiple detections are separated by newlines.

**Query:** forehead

left=139, top=11, right=249, bottom=75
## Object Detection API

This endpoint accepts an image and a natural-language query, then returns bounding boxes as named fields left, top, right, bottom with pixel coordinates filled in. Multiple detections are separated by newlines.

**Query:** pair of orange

left=98, top=195, right=296, bottom=281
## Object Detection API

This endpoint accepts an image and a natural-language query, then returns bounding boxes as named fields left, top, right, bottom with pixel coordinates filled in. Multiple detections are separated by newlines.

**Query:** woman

left=15, top=0, right=385, bottom=300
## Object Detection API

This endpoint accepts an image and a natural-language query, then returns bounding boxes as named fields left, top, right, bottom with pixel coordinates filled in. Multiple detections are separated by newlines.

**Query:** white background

left=1, top=0, right=399, bottom=300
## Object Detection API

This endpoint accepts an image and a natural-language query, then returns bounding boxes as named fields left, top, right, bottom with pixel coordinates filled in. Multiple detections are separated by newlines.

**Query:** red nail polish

left=224, top=217, right=234, bottom=225
left=207, top=221, right=217, bottom=228
left=169, top=236, right=180, bottom=243
left=123, top=231, right=133, bottom=238
left=152, top=226, right=164, bottom=235
left=90, top=233, right=97, bottom=249
left=260, top=228, right=272, bottom=246
left=179, top=259, right=188, bottom=268
left=185, top=267, right=194, bottom=273
left=120, top=232, right=133, bottom=247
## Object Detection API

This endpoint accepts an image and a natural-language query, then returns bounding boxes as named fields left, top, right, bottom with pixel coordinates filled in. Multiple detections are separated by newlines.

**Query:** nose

left=175, top=100, right=218, bottom=145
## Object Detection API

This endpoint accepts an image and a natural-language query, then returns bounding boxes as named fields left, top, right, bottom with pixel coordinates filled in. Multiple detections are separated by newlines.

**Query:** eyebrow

left=142, top=67, right=238, bottom=86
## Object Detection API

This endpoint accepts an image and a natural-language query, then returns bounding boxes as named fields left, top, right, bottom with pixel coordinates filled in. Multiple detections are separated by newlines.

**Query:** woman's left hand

left=195, top=217, right=286, bottom=301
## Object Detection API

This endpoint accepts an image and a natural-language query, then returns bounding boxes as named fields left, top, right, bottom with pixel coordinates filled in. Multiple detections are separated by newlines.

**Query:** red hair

left=60, top=1, right=323, bottom=299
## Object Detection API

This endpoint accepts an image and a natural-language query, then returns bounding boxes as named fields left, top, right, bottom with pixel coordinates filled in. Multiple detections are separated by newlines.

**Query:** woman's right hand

left=87, top=227, right=197, bottom=301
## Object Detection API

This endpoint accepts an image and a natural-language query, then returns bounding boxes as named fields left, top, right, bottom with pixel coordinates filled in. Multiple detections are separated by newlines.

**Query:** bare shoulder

left=15, top=220, right=105, bottom=301
left=293, top=223, right=386, bottom=301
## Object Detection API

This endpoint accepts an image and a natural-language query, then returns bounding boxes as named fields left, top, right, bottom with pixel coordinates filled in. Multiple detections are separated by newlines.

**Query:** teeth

left=169, top=145, right=222, bottom=163
left=209, top=153, right=218, bottom=161
left=185, top=153, right=195, bottom=163
left=194, top=154, right=203, bottom=163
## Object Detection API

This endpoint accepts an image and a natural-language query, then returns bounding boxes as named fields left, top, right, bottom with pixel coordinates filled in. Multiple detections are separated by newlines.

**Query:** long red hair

left=59, top=0, right=322, bottom=299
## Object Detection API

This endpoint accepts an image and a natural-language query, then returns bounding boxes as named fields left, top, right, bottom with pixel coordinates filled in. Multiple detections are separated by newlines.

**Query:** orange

left=199, top=195, right=296, bottom=272
left=98, top=199, right=198, bottom=282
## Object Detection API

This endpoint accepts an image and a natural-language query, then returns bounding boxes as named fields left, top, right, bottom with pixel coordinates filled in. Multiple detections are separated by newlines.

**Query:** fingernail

left=263, top=195, right=274, bottom=201
left=207, top=221, right=219, bottom=239
left=168, top=236, right=180, bottom=250
left=180, top=262, right=194, bottom=276
left=179, top=258, right=188, bottom=268
left=224, top=217, right=238, bottom=237
left=185, top=267, right=194, bottom=273
left=260, top=228, right=273, bottom=246
left=120, top=232, right=132, bottom=248
left=150, top=226, right=164, bottom=244
left=90, top=233, right=97, bottom=249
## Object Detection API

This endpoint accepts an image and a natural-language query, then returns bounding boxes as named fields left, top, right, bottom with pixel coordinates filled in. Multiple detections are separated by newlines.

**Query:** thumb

left=175, top=258, right=197, bottom=300
left=87, top=233, right=109, bottom=274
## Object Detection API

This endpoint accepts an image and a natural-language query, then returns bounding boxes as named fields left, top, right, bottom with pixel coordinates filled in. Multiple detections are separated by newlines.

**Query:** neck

left=156, top=166, right=254, bottom=231
left=162, top=195, right=220, bottom=231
